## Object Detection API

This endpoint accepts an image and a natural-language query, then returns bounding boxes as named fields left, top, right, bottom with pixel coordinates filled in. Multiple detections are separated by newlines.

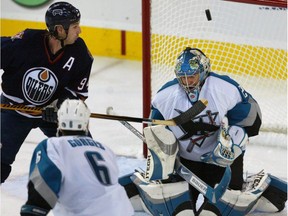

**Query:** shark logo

left=175, top=108, right=219, bottom=149
left=22, top=67, right=58, bottom=105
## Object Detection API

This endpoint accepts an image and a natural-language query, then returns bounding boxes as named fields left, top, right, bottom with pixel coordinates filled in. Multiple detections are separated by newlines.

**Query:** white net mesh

left=146, top=0, right=287, bottom=147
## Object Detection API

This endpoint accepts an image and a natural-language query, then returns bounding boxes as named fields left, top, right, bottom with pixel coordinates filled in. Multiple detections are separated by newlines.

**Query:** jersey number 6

left=85, top=151, right=112, bottom=185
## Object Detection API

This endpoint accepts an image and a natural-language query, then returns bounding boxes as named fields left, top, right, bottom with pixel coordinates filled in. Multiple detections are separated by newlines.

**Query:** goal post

left=142, top=0, right=287, bottom=157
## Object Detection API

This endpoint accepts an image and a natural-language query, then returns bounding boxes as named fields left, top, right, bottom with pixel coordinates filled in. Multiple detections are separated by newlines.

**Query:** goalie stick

left=0, top=99, right=207, bottom=126
left=175, top=158, right=231, bottom=203
left=106, top=106, right=231, bottom=203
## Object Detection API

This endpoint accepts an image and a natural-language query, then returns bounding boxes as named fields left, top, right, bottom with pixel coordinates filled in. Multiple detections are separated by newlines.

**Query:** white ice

left=1, top=57, right=287, bottom=216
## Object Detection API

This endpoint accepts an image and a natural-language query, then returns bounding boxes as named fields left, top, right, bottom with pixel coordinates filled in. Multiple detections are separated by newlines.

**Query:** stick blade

left=173, top=99, right=208, bottom=125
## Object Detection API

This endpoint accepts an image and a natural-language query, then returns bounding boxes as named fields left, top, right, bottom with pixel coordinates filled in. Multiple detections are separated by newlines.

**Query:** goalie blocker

left=119, top=125, right=287, bottom=215
left=143, top=125, right=179, bottom=181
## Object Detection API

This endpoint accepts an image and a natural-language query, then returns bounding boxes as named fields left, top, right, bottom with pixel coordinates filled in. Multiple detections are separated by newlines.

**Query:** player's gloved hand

left=42, top=100, right=59, bottom=123
left=200, top=116, right=248, bottom=167
left=42, top=105, right=58, bottom=123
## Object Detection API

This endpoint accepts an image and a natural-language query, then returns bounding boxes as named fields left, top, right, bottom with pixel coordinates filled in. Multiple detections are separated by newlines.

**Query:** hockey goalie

left=119, top=124, right=287, bottom=216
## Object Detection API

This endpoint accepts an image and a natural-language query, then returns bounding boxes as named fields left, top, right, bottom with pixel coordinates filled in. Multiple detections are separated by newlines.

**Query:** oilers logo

left=22, top=67, right=58, bottom=105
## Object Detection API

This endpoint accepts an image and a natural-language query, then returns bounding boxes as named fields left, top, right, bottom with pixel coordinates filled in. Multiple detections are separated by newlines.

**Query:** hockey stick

left=0, top=99, right=207, bottom=126
left=106, top=106, right=231, bottom=203
left=175, top=158, right=231, bottom=203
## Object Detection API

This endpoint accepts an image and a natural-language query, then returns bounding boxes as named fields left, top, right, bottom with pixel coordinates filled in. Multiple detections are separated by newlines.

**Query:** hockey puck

left=205, top=9, right=212, bottom=21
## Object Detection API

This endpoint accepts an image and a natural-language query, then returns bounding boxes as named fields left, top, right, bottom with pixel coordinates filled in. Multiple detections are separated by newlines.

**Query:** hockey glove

left=200, top=117, right=248, bottom=167
left=42, top=100, right=58, bottom=123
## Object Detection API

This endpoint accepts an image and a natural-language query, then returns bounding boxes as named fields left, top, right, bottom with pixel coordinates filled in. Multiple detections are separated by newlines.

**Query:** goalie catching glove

left=201, top=116, right=248, bottom=167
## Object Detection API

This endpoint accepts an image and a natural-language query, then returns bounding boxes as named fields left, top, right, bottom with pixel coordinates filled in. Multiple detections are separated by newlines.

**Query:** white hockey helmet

left=57, top=99, right=90, bottom=132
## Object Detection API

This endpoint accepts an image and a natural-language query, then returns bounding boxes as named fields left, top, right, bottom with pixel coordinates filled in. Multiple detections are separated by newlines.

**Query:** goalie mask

left=175, top=47, right=210, bottom=102
left=57, top=99, right=90, bottom=133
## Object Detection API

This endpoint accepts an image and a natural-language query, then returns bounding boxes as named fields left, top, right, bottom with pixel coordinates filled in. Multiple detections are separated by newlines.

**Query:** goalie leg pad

left=119, top=172, right=144, bottom=211
left=144, top=125, right=178, bottom=180
left=198, top=202, right=221, bottom=216
left=202, top=170, right=271, bottom=216
left=206, top=190, right=262, bottom=216
left=130, top=171, right=194, bottom=216
left=256, top=174, right=287, bottom=212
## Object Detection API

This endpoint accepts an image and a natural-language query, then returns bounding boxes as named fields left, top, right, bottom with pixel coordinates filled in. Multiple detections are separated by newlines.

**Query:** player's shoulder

left=34, top=138, right=49, bottom=152
left=2, top=29, right=46, bottom=47
left=23, top=29, right=47, bottom=36
left=68, top=37, right=93, bottom=61
left=208, top=72, right=240, bottom=87
left=12, top=29, right=47, bottom=41
left=205, top=72, right=247, bottom=98
left=157, top=78, right=179, bottom=93
left=74, top=37, right=87, bottom=47
left=153, top=78, right=183, bottom=105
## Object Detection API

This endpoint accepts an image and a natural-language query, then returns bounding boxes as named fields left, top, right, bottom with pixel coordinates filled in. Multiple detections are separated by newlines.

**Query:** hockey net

left=142, top=0, right=287, bottom=156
